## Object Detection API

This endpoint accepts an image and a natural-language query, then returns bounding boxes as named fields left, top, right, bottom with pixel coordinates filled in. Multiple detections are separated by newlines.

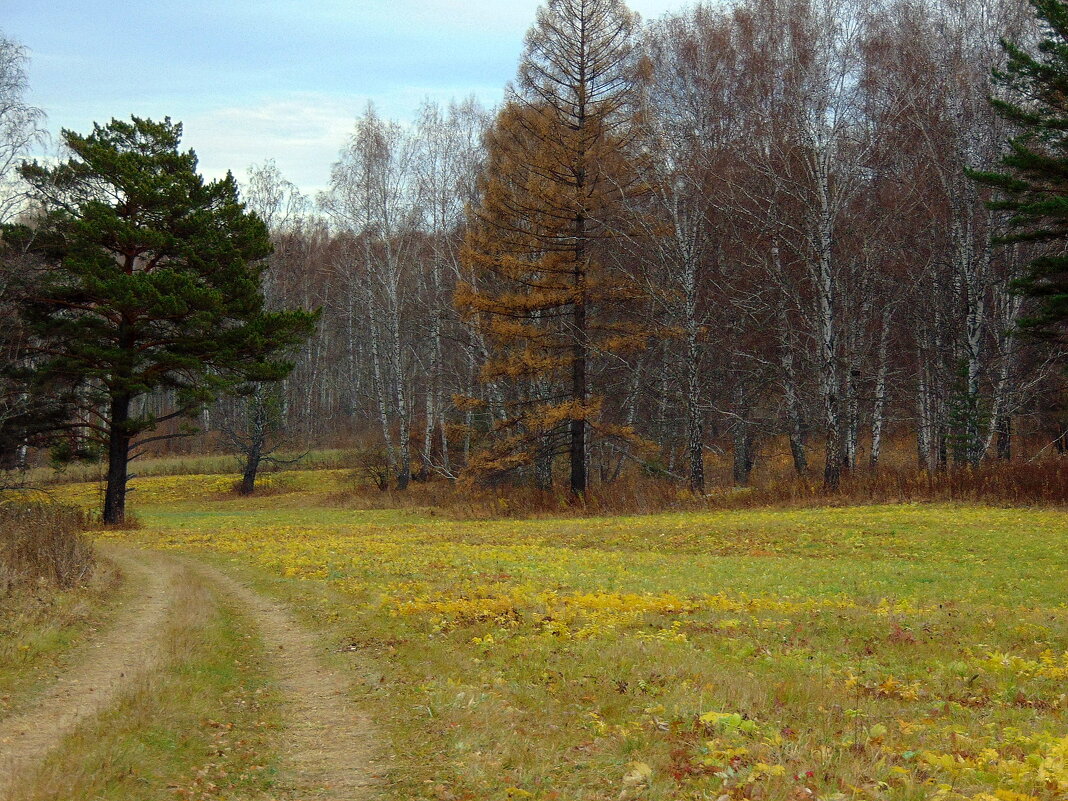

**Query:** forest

left=3, top=0, right=1067, bottom=514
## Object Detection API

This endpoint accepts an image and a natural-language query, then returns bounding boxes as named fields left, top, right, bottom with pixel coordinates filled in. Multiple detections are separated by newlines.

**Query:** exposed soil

left=0, top=548, right=180, bottom=800
left=0, top=547, right=378, bottom=800
left=194, top=560, right=379, bottom=800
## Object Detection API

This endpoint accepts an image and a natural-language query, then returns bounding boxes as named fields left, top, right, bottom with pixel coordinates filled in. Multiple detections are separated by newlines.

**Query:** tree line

left=247, top=0, right=1068, bottom=494
left=3, top=0, right=1068, bottom=507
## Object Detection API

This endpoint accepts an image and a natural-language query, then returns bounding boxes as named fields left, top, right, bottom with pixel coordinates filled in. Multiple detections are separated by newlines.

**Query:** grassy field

left=51, top=471, right=1068, bottom=801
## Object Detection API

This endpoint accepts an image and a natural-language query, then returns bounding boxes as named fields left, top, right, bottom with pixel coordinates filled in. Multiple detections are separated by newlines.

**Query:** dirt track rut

left=0, top=548, right=179, bottom=799
left=198, top=562, right=378, bottom=800
left=0, top=548, right=378, bottom=800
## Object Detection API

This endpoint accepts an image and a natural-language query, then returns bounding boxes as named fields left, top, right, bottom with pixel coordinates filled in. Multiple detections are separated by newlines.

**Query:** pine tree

left=458, top=0, right=646, bottom=495
left=971, top=0, right=1068, bottom=344
left=8, top=117, right=317, bottom=523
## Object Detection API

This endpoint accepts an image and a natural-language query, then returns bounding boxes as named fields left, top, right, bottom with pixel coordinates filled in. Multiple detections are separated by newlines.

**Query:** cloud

left=181, top=94, right=361, bottom=195
left=12, top=0, right=696, bottom=196
left=183, top=81, right=510, bottom=195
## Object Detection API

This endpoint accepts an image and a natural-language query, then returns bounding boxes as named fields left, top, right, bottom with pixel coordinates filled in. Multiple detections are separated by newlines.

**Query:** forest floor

left=3, top=469, right=1067, bottom=800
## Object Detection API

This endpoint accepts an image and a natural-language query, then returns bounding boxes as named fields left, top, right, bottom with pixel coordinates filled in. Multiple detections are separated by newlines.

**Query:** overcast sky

left=6, top=0, right=691, bottom=196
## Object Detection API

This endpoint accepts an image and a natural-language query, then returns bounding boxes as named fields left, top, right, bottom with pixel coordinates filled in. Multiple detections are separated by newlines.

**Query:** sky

left=6, top=0, right=690, bottom=197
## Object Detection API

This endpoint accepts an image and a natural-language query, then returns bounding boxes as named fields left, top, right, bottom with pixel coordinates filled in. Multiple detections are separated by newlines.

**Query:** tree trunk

left=813, top=156, right=841, bottom=491
left=823, top=422, right=842, bottom=491
left=570, top=214, right=588, bottom=497
left=782, top=347, right=808, bottom=476
left=420, top=388, right=434, bottom=481
left=995, top=416, right=1012, bottom=461
left=775, top=245, right=807, bottom=476
left=610, top=357, right=643, bottom=483
left=388, top=276, right=411, bottom=491
left=686, top=399, right=705, bottom=494
left=431, top=246, right=450, bottom=477
left=843, top=368, right=860, bottom=471
left=684, top=274, right=704, bottom=494
left=102, top=392, right=132, bottom=525
left=870, top=307, right=892, bottom=469
left=535, top=435, right=554, bottom=491
left=985, top=284, right=1022, bottom=461
left=956, top=208, right=990, bottom=467
left=936, top=422, right=949, bottom=471
left=364, top=255, right=398, bottom=481
left=240, top=448, right=262, bottom=495
left=732, top=421, right=754, bottom=487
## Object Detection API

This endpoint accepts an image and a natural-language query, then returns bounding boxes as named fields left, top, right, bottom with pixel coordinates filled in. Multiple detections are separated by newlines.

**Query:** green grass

left=64, top=472, right=1068, bottom=801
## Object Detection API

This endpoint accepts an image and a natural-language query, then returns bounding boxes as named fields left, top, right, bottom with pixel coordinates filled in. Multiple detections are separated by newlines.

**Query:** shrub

left=0, top=502, right=94, bottom=591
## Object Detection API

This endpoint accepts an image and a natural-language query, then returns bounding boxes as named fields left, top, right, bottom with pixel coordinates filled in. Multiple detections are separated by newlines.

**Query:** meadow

left=44, top=470, right=1068, bottom=801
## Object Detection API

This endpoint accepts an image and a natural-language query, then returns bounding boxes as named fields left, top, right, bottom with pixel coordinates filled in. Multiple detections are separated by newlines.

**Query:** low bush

left=0, top=503, right=94, bottom=591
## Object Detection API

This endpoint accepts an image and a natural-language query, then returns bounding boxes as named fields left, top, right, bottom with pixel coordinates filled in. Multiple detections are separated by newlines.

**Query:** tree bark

left=870, top=306, right=892, bottom=469
left=813, top=156, right=842, bottom=491
left=732, top=421, right=754, bottom=487
left=684, top=260, right=704, bottom=494
left=570, top=214, right=588, bottom=496
left=102, top=392, right=132, bottom=525
left=240, top=448, right=262, bottom=495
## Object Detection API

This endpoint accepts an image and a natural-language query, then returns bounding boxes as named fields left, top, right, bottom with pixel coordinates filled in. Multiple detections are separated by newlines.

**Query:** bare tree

left=0, top=32, right=46, bottom=225
left=321, top=105, right=422, bottom=489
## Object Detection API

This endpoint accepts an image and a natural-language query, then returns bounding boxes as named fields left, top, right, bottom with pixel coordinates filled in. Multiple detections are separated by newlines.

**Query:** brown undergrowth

left=327, top=457, right=1068, bottom=519
left=0, top=504, right=93, bottom=591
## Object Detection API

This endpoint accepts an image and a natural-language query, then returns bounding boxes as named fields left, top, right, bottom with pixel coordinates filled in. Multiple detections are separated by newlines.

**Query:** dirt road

left=0, top=548, right=377, bottom=800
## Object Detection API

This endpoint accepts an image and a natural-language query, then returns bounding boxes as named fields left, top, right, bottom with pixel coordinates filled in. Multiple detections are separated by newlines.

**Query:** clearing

left=12, top=470, right=1068, bottom=800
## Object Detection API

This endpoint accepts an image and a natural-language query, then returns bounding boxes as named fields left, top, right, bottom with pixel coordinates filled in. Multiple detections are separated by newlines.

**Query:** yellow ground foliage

left=55, top=471, right=1068, bottom=800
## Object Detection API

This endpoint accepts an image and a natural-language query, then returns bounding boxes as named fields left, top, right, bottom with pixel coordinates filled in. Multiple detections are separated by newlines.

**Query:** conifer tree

left=8, top=117, right=316, bottom=523
left=458, top=0, right=645, bottom=495
left=971, top=0, right=1068, bottom=345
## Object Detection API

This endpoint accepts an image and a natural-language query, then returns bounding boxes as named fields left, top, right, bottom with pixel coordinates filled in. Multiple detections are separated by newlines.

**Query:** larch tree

left=9, top=117, right=317, bottom=523
left=458, top=0, right=646, bottom=495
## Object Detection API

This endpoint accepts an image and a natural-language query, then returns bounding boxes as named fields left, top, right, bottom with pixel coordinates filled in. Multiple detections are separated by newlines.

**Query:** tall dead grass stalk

left=0, top=503, right=94, bottom=591
left=330, top=458, right=1068, bottom=519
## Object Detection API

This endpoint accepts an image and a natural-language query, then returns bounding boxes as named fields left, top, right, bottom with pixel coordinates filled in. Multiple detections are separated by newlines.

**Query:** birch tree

left=322, top=105, right=421, bottom=489
left=0, top=32, right=45, bottom=225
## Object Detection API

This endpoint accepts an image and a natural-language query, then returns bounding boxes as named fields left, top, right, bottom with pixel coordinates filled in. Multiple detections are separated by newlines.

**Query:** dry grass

left=0, top=558, right=122, bottom=719
left=0, top=503, right=94, bottom=592
left=24, top=448, right=351, bottom=486
left=321, top=456, right=1068, bottom=520
left=719, top=458, right=1068, bottom=508
left=29, top=437, right=1068, bottom=521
